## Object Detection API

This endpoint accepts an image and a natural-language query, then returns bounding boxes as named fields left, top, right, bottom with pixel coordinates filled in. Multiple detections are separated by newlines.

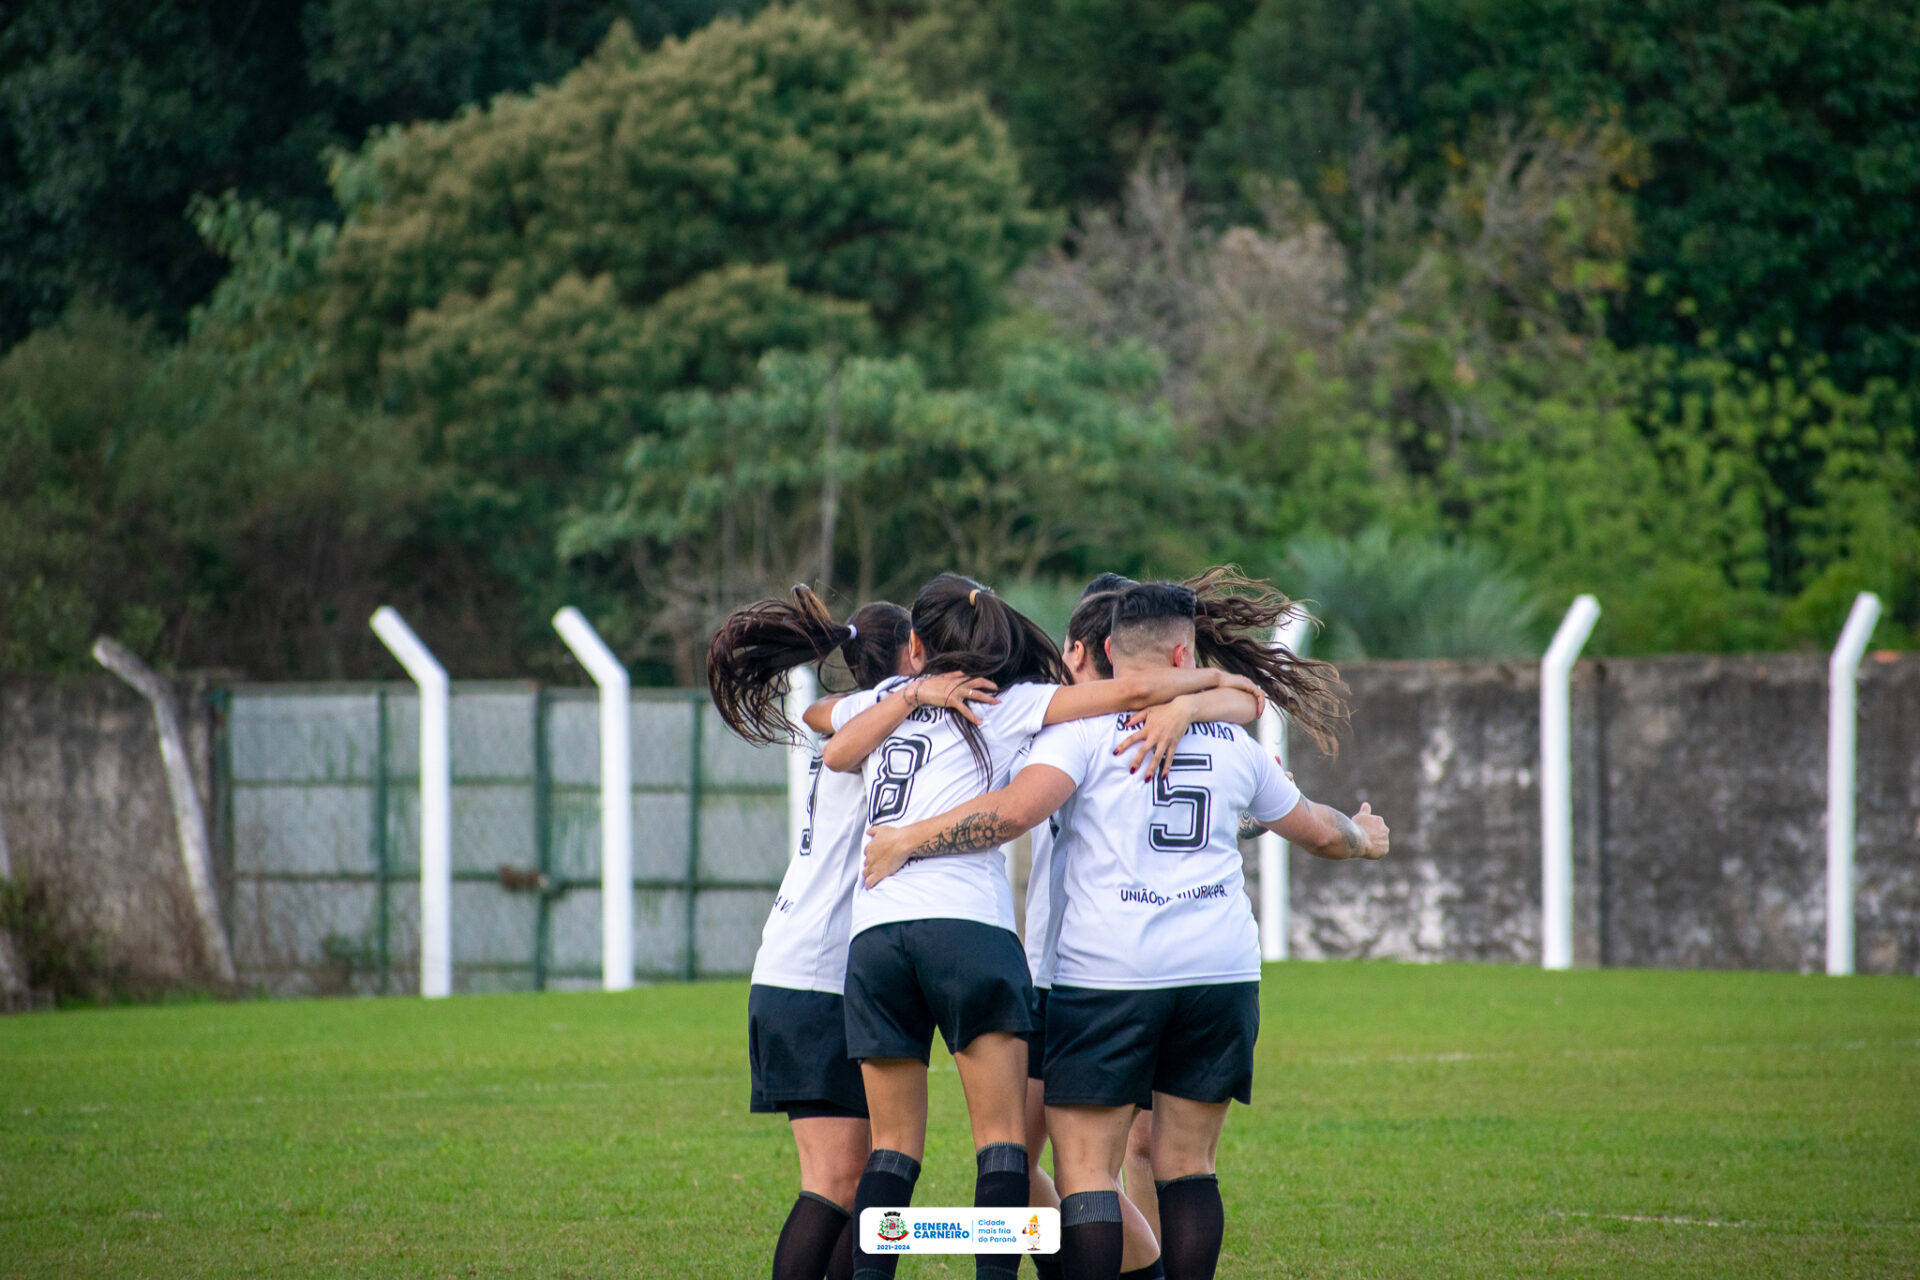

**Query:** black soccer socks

left=1059, top=1189, right=1124, bottom=1280
left=1118, top=1261, right=1166, bottom=1280
left=1152, top=1175, right=1223, bottom=1280
left=774, top=1192, right=851, bottom=1280
left=826, top=1210, right=856, bottom=1280
left=975, top=1142, right=1030, bottom=1277
left=852, top=1149, right=921, bottom=1280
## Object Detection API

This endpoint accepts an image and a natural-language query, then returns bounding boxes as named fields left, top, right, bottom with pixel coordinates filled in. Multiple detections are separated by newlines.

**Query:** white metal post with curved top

left=370, top=607, right=452, bottom=998
left=553, top=607, right=634, bottom=992
left=1540, top=594, right=1601, bottom=971
left=1259, top=609, right=1314, bottom=962
left=1826, top=591, right=1881, bottom=977
left=786, top=665, right=820, bottom=860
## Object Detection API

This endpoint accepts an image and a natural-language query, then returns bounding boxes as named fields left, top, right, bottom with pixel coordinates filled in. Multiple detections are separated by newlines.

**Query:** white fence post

left=370, top=608, right=452, bottom=998
left=1826, top=592, right=1881, bottom=977
left=1540, top=595, right=1601, bottom=971
left=553, top=608, right=634, bottom=992
left=91, top=637, right=236, bottom=987
left=1259, top=610, right=1313, bottom=962
left=786, top=666, right=820, bottom=859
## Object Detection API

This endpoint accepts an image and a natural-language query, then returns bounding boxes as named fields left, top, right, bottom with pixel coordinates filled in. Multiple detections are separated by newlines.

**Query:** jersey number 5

left=1149, top=753, right=1212, bottom=852
left=869, top=736, right=932, bottom=824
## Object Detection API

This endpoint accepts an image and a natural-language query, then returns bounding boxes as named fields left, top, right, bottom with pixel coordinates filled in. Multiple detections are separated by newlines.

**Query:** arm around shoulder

left=1040, top=667, right=1229, bottom=726
left=860, top=765, right=1077, bottom=888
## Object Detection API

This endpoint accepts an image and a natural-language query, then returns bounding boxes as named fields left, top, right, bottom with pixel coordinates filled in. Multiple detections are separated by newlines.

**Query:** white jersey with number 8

left=1027, top=713, right=1301, bottom=989
left=831, top=678, right=1059, bottom=937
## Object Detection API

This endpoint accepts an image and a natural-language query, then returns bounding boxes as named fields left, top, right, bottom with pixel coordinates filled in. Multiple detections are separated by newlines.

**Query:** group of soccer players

left=708, top=570, right=1390, bottom=1280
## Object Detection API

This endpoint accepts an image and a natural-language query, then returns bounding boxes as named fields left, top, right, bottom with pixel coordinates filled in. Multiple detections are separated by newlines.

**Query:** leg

left=954, top=1030, right=1030, bottom=1149
left=792, top=1115, right=872, bottom=1210
left=777, top=1117, right=871, bottom=1279
left=859, top=1058, right=929, bottom=1162
left=1147, top=1094, right=1231, bottom=1280
left=1046, top=1103, right=1138, bottom=1280
left=954, top=1032, right=1033, bottom=1278
left=1122, top=1110, right=1159, bottom=1241
left=853, top=1060, right=929, bottom=1280
left=1026, top=1077, right=1064, bottom=1280
left=1117, top=1192, right=1159, bottom=1277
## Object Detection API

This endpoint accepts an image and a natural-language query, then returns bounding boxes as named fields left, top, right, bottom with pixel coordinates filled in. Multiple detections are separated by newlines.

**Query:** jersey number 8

left=869, top=736, right=932, bottom=824
left=1149, top=753, right=1212, bottom=853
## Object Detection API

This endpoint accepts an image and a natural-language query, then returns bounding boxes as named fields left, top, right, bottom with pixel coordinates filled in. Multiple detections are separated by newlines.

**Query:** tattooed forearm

left=1332, top=810, right=1369, bottom=860
left=912, top=810, right=1022, bottom=858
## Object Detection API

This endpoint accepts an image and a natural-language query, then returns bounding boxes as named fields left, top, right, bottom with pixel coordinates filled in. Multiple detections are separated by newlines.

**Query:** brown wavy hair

left=1111, top=566, right=1349, bottom=754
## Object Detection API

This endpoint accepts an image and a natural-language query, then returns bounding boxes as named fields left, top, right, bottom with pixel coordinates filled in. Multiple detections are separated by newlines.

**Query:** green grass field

left=3, top=963, right=1916, bottom=1278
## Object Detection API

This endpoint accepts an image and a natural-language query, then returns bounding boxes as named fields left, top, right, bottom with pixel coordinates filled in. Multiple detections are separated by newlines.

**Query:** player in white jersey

left=862, top=579, right=1380, bottom=1280
left=819, top=573, right=1264, bottom=1280
left=708, top=587, right=1001, bottom=1280
left=1018, top=573, right=1168, bottom=1280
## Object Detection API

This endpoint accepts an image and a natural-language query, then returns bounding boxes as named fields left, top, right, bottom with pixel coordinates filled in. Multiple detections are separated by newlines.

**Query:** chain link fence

left=217, top=683, right=788, bottom=995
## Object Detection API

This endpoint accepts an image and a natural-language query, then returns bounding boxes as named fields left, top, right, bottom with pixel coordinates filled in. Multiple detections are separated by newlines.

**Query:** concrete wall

left=2, top=653, right=1914, bottom=994
left=0, top=675, right=220, bottom=991
left=1286, top=653, right=1920, bottom=974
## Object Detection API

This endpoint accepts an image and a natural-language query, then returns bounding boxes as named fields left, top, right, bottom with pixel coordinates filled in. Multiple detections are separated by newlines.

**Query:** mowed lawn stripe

left=3, top=964, right=1914, bottom=1278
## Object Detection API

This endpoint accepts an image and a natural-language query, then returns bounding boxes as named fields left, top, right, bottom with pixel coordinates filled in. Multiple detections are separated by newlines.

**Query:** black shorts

left=1043, top=982, right=1260, bottom=1109
left=1026, top=986, right=1050, bottom=1080
left=845, top=919, right=1034, bottom=1062
left=748, top=984, right=869, bottom=1117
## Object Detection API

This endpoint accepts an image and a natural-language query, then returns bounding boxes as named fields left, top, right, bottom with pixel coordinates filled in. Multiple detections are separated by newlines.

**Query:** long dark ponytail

left=910, top=573, right=1070, bottom=688
left=906, top=573, right=1070, bottom=778
left=706, top=586, right=912, bottom=746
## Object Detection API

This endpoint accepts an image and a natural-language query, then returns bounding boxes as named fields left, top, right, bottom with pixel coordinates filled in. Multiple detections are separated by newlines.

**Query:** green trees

left=1473, top=0, right=1920, bottom=390
left=1287, top=529, right=1543, bottom=661
left=0, top=0, right=763, bottom=346
left=0, top=302, right=409, bottom=675
left=317, top=9, right=1051, bottom=670
left=1204, top=0, right=1920, bottom=388
left=4, top=0, right=1916, bottom=675
left=1001, top=0, right=1261, bottom=206
left=1019, top=116, right=1919, bottom=654
left=563, top=340, right=1233, bottom=675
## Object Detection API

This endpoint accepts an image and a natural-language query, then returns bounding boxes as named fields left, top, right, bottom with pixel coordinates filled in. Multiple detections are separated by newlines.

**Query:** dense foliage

left=0, top=0, right=769, bottom=348
left=1, top=0, right=1914, bottom=676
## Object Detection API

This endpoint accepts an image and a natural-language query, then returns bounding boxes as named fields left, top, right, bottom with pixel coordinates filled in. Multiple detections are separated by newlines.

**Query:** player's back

left=1029, top=714, right=1299, bottom=989
left=831, top=676, right=1057, bottom=935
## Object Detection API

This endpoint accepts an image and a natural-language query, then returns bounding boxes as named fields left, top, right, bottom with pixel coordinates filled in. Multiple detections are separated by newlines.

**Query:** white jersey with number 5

left=749, top=753, right=868, bottom=994
left=1028, top=714, right=1301, bottom=989
left=831, top=679, right=1058, bottom=937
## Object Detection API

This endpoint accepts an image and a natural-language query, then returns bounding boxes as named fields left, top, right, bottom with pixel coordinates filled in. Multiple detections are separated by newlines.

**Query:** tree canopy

left=3, top=0, right=1916, bottom=676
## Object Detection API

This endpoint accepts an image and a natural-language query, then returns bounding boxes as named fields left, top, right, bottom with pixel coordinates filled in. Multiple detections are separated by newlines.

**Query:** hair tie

left=968, top=589, right=980, bottom=607
left=846, top=623, right=858, bottom=639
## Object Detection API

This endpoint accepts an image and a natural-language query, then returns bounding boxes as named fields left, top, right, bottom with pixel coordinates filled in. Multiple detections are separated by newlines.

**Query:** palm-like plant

left=1287, top=528, right=1544, bottom=661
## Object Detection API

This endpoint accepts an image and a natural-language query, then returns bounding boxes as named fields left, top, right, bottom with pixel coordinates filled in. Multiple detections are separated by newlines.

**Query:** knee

left=825, top=1167, right=863, bottom=1211
left=1150, top=1148, right=1215, bottom=1183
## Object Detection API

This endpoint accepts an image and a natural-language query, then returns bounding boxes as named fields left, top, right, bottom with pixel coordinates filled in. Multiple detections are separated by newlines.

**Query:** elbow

left=821, top=747, right=860, bottom=774
left=1009, top=801, right=1050, bottom=834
